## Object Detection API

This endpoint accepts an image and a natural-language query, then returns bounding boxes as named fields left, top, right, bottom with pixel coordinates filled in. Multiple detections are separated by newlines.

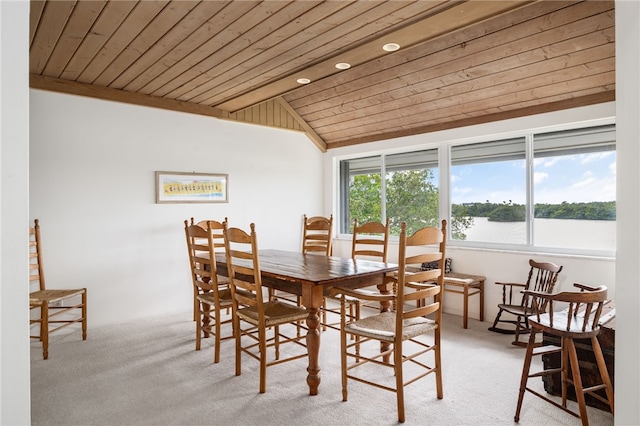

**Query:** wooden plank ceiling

left=29, top=0, right=615, bottom=152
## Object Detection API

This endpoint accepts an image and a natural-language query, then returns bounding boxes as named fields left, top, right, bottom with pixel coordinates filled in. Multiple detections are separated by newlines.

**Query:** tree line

left=452, top=201, right=616, bottom=222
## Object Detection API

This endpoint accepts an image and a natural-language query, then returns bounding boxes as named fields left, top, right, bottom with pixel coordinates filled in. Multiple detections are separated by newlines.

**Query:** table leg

left=301, top=285, right=323, bottom=395
left=463, top=285, right=469, bottom=329
left=479, top=280, right=485, bottom=321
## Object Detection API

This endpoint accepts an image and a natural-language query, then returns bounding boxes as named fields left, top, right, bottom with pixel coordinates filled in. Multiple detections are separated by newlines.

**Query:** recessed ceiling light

left=335, top=62, right=351, bottom=70
left=296, top=78, right=311, bottom=84
left=382, top=43, right=400, bottom=52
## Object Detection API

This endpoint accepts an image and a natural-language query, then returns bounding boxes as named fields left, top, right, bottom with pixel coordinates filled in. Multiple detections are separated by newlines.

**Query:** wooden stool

left=514, top=283, right=614, bottom=426
left=443, top=272, right=485, bottom=329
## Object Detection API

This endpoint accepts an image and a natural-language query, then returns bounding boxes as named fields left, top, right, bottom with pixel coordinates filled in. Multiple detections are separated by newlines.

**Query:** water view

left=459, top=217, right=616, bottom=252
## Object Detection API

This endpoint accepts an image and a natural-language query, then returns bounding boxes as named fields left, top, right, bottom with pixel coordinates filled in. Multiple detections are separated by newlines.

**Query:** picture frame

left=155, top=171, right=228, bottom=204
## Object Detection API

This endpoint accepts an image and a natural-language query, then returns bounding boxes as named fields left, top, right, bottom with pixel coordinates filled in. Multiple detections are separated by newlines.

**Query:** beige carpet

left=30, top=309, right=614, bottom=426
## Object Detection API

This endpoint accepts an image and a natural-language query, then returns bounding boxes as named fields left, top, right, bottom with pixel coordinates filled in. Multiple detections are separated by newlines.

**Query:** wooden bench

left=443, top=272, right=485, bottom=329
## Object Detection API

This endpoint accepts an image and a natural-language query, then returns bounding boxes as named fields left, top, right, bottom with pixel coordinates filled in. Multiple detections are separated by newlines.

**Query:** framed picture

left=155, top=171, right=228, bottom=204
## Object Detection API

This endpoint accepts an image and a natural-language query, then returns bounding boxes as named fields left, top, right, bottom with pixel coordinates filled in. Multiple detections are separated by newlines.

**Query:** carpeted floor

left=30, top=310, right=614, bottom=426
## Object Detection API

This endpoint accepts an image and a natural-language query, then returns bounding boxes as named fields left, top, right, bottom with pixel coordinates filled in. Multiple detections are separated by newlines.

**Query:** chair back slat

left=302, top=214, right=333, bottom=255
left=29, top=219, right=46, bottom=292
left=351, top=218, right=390, bottom=262
left=521, top=259, right=563, bottom=312
left=224, top=223, right=263, bottom=311
left=396, top=220, right=447, bottom=335
left=184, top=219, right=227, bottom=293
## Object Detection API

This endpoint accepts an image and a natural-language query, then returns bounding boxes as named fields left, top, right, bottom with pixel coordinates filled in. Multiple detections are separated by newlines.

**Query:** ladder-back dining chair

left=189, top=217, right=229, bottom=322
left=184, top=219, right=233, bottom=363
left=223, top=222, right=308, bottom=393
left=29, top=219, right=87, bottom=360
left=322, top=218, right=390, bottom=332
left=330, top=220, right=447, bottom=423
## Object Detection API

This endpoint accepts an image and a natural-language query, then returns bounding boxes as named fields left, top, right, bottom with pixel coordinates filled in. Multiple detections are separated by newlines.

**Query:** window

left=340, top=150, right=439, bottom=236
left=339, top=123, right=615, bottom=256
left=533, top=125, right=616, bottom=252
left=450, top=138, right=526, bottom=244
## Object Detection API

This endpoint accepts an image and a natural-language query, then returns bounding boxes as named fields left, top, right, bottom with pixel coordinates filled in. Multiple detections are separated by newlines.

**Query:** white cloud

left=581, top=152, right=614, bottom=164
left=534, top=172, right=549, bottom=184
left=452, top=186, right=472, bottom=195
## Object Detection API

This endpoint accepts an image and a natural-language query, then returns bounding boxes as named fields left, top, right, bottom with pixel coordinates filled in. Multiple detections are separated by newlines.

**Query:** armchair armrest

left=494, top=281, right=526, bottom=305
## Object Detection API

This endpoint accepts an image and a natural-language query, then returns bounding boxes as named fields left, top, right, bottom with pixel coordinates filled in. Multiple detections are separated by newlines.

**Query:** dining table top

left=214, top=248, right=398, bottom=288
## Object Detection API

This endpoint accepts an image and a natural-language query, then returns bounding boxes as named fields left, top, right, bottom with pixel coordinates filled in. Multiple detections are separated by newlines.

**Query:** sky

left=451, top=151, right=616, bottom=205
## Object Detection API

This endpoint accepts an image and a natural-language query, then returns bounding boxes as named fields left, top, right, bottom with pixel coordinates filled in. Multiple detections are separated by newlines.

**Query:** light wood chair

left=322, top=218, right=390, bottom=331
left=330, top=220, right=447, bottom=423
left=515, top=283, right=614, bottom=425
left=488, top=259, right=563, bottom=346
left=302, top=214, right=333, bottom=254
left=184, top=219, right=233, bottom=363
left=29, top=219, right=87, bottom=360
left=271, top=214, right=333, bottom=321
left=189, top=217, right=230, bottom=321
left=223, top=222, right=308, bottom=393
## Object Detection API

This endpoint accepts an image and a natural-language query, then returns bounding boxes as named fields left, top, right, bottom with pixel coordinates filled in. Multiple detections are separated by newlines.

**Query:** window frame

left=337, top=119, right=616, bottom=258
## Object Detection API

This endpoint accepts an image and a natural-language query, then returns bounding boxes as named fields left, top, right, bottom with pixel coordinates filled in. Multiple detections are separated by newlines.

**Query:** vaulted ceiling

left=29, top=0, right=615, bottom=151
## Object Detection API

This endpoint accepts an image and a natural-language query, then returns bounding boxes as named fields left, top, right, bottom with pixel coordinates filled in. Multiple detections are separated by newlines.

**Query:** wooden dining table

left=214, top=249, right=398, bottom=395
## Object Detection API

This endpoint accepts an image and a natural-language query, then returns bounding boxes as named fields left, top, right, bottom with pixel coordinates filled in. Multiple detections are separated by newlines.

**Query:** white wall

left=327, top=103, right=617, bottom=321
left=0, top=1, right=31, bottom=424
left=29, top=90, right=324, bottom=328
left=614, top=1, right=640, bottom=424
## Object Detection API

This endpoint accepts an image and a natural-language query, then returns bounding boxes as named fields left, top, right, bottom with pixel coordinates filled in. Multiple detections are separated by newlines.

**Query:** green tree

left=349, top=169, right=473, bottom=238
left=386, top=169, right=439, bottom=235
left=348, top=173, right=382, bottom=232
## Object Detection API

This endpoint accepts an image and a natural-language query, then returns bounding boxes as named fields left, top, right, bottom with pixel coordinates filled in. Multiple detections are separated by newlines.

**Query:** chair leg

left=193, top=289, right=198, bottom=322
left=259, top=326, right=267, bottom=394
left=394, top=342, right=405, bottom=423
left=81, top=290, right=87, bottom=340
left=340, top=315, right=348, bottom=402
left=41, top=303, right=49, bottom=360
left=234, top=316, right=242, bottom=377
left=591, top=336, right=615, bottom=414
left=561, top=336, right=570, bottom=408
left=514, top=330, right=538, bottom=422
left=489, top=309, right=505, bottom=332
left=434, top=331, right=443, bottom=399
left=214, top=305, right=221, bottom=364
left=195, top=302, right=202, bottom=351
left=513, top=316, right=522, bottom=344
left=567, top=338, right=589, bottom=426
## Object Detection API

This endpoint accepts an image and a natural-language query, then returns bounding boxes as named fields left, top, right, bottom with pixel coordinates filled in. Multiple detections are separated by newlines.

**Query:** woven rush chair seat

left=196, top=288, right=233, bottom=306
left=30, top=289, right=85, bottom=305
left=236, top=300, right=308, bottom=326
left=345, top=311, right=438, bottom=342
